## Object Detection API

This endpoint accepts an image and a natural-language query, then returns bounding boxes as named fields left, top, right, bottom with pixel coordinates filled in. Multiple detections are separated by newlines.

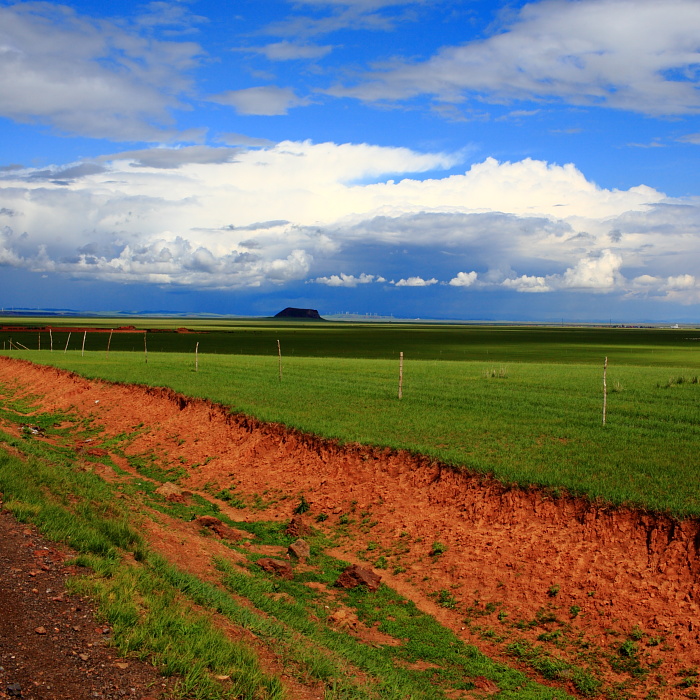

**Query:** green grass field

left=3, top=318, right=700, bottom=364
left=2, top=320, right=699, bottom=517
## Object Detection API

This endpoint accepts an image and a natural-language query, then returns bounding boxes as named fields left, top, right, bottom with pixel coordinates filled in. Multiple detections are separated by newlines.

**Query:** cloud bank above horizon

left=2, top=140, right=699, bottom=305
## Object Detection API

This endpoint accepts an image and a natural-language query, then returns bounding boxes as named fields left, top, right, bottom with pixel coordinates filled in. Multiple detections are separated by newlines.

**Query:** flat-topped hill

left=274, top=307, right=324, bottom=320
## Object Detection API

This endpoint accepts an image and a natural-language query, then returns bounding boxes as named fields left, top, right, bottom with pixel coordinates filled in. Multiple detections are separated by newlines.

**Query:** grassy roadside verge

left=0, top=382, right=582, bottom=700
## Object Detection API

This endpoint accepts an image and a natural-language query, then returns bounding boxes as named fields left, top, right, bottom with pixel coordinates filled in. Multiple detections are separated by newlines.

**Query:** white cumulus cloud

left=448, top=271, right=478, bottom=287
left=502, top=275, right=551, bottom=293
left=395, top=276, right=438, bottom=287
left=329, top=0, right=700, bottom=117
left=313, top=273, right=377, bottom=286
left=559, top=250, right=623, bottom=290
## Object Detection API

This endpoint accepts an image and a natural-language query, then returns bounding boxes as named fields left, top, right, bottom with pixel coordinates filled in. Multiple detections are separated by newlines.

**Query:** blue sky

left=1, top=0, right=700, bottom=321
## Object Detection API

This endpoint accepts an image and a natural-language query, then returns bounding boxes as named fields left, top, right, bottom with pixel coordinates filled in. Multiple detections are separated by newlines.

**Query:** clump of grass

left=214, top=488, right=247, bottom=508
left=293, top=494, right=311, bottom=514
left=629, top=625, right=645, bottom=641
left=507, top=640, right=602, bottom=697
left=538, top=608, right=559, bottom=624
left=128, top=452, right=188, bottom=484
left=658, top=375, right=699, bottom=388
left=430, top=541, right=447, bottom=556
left=483, top=366, right=508, bottom=378
left=433, top=589, right=458, bottom=609
left=537, top=629, right=562, bottom=643
left=610, top=637, right=649, bottom=678
left=677, top=668, right=699, bottom=689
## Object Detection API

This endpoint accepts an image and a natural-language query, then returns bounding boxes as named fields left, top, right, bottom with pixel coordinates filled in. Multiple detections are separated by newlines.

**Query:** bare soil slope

left=1, top=356, right=699, bottom=698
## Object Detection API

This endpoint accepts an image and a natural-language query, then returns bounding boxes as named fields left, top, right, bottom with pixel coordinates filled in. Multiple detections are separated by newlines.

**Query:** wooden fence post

left=277, top=340, right=282, bottom=382
left=602, top=356, right=608, bottom=425
left=49, top=328, right=53, bottom=352
left=64, top=332, right=71, bottom=353
left=195, top=341, right=199, bottom=372
left=81, top=330, right=87, bottom=357
left=398, top=351, right=404, bottom=400
left=106, top=329, right=113, bottom=358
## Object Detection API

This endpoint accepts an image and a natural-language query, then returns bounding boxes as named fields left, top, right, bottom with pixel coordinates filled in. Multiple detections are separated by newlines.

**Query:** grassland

left=2, top=320, right=699, bottom=516
left=2, top=317, right=699, bottom=364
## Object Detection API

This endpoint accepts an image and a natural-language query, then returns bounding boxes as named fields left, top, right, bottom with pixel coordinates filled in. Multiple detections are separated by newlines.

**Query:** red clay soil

left=1, top=356, right=700, bottom=698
